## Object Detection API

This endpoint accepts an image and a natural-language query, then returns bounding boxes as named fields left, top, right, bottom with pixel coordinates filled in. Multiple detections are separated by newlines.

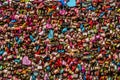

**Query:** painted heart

left=22, top=56, right=31, bottom=66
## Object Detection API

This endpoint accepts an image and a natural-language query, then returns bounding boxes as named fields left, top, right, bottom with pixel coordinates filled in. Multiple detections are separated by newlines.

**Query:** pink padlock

left=82, top=66, right=85, bottom=73
left=59, top=10, right=66, bottom=15
left=118, top=67, right=120, bottom=71
left=46, top=23, right=52, bottom=29
left=96, top=34, right=100, bottom=39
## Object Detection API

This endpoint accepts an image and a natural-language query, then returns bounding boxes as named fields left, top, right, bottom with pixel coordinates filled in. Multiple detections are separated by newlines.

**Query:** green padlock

left=25, top=0, right=29, bottom=2
left=0, top=65, right=3, bottom=70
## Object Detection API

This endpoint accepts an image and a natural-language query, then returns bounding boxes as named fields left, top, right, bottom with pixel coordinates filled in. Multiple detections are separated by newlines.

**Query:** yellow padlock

left=117, top=9, right=120, bottom=13
left=21, top=0, right=25, bottom=2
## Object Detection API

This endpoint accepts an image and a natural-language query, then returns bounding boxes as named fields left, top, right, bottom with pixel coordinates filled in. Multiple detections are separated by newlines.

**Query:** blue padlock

left=48, top=29, right=54, bottom=39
